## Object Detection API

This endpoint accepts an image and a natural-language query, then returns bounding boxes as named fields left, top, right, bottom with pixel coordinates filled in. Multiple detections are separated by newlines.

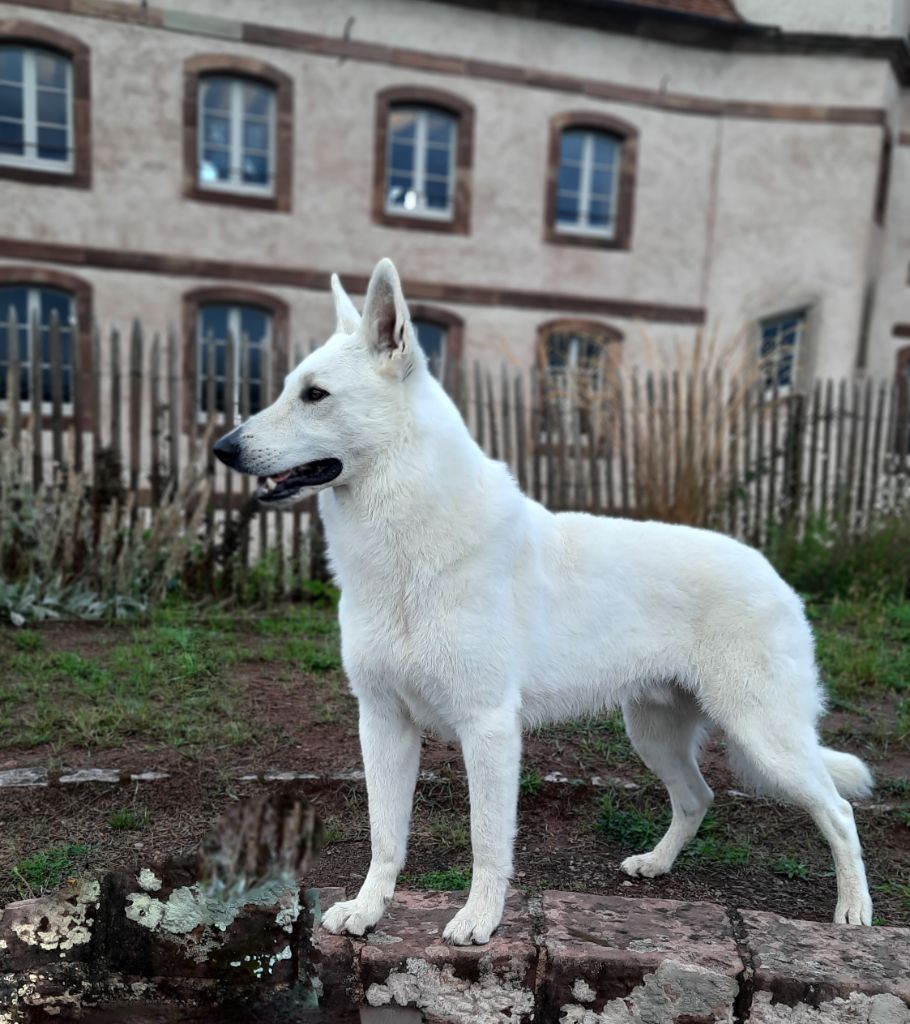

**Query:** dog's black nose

left=213, top=428, right=243, bottom=469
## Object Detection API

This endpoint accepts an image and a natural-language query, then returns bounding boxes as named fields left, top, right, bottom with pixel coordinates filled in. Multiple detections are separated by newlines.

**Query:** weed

left=767, top=855, right=809, bottom=880
left=110, top=809, right=151, bottom=831
left=680, top=815, right=751, bottom=867
left=520, top=769, right=544, bottom=797
left=13, top=631, right=41, bottom=651
left=12, top=843, right=92, bottom=897
left=597, top=793, right=666, bottom=852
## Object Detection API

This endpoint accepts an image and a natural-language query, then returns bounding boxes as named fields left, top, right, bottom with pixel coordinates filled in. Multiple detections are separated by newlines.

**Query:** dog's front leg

left=322, top=697, right=420, bottom=936
left=444, top=706, right=521, bottom=946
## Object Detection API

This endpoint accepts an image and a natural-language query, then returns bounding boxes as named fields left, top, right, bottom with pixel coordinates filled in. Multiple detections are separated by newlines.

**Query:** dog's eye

left=302, top=386, right=330, bottom=403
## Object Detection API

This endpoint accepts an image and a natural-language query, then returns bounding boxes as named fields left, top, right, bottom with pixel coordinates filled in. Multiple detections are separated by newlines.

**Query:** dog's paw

left=621, top=852, right=671, bottom=879
left=834, top=893, right=873, bottom=926
left=443, top=903, right=500, bottom=946
left=321, top=898, right=384, bottom=936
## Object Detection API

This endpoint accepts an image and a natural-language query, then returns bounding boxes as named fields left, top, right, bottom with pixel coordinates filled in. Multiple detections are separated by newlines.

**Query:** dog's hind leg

left=620, top=689, right=714, bottom=878
left=722, top=713, right=872, bottom=925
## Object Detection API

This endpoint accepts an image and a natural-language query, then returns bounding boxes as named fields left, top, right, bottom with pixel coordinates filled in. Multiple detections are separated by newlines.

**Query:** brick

left=739, top=909, right=910, bottom=1007
left=540, top=890, right=743, bottom=1022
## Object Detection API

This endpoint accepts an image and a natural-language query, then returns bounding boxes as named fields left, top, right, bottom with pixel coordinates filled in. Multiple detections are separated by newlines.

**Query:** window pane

left=239, top=307, right=269, bottom=344
left=0, top=117, right=23, bottom=155
left=249, top=382, right=262, bottom=413
left=592, top=133, right=619, bottom=167
left=37, top=88, right=67, bottom=126
left=248, top=343, right=262, bottom=382
left=587, top=198, right=611, bottom=228
left=389, top=141, right=413, bottom=174
left=37, top=125, right=67, bottom=161
left=243, top=82, right=272, bottom=117
left=425, top=177, right=449, bottom=209
left=558, top=162, right=580, bottom=194
left=242, top=153, right=268, bottom=185
left=426, top=112, right=454, bottom=145
left=243, top=118, right=269, bottom=152
left=590, top=167, right=614, bottom=198
left=40, top=288, right=72, bottom=327
left=387, top=175, right=412, bottom=207
left=389, top=109, right=417, bottom=141
left=561, top=130, right=584, bottom=162
left=0, top=83, right=23, bottom=120
left=200, top=148, right=230, bottom=182
left=556, top=193, right=579, bottom=224
left=202, top=78, right=230, bottom=113
left=35, top=52, right=67, bottom=89
left=0, top=286, right=28, bottom=324
left=203, top=113, right=230, bottom=147
left=200, top=305, right=230, bottom=341
left=413, top=320, right=446, bottom=364
left=0, top=48, right=23, bottom=84
left=425, top=145, right=449, bottom=177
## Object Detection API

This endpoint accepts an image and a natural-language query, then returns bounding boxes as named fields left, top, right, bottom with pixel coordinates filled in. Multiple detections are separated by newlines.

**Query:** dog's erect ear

left=331, top=273, right=361, bottom=335
left=360, top=258, right=412, bottom=360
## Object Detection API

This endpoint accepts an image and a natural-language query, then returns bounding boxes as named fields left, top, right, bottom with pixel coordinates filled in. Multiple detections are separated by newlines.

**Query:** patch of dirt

left=1, top=621, right=908, bottom=927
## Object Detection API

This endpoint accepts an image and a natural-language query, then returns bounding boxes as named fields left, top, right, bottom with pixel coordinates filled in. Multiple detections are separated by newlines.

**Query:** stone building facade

left=0, top=0, right=909, bottom=425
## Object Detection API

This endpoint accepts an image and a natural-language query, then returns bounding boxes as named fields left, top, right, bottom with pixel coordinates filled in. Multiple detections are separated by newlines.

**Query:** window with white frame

left=197, top=76, right=275, bottom=195
left=0, top=285, right=75, bottom=408
left=541, top=324, right=616, bottom=437
left=760, top=311, right=805, bottom=390
left=0, top=45, right=72, bottom=172
left=197, top=303, right=272, bottom=418
left=385, top=105, right=456, bottom=219
left=555, top=129, right=620, bottom=238
left=412, top=318, right=448, bottom=377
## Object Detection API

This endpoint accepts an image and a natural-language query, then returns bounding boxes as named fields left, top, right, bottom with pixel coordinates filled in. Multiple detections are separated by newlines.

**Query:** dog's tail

left=821, top=747, right=874, bottom=800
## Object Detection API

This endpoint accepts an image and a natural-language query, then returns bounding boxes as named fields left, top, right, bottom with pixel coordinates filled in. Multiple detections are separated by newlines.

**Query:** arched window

left=409, top=305, right=464, bottom=383
left=545, top=112, right=638, bottom=250
left=184, top=55, right=293, bottom=211
left=0, top=22, right=90, bottom=187
left=374, top=87, right=474, bottom=234
left=0, top=268, right=92, bottom=417
left=537, top=319, right=623, bottom=437
left=183, top=288, right=288, bottom=427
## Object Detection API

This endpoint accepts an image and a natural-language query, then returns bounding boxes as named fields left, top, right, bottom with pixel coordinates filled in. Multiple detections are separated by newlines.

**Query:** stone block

left=739, top=909, right=910, bottom=1008
left=0, top=879, right=100, bottom=972
left=359, top=890, right=536, bottom=1022
left=102, top=864, right=302, bottom=984
left=540, top=890, right=743, bottom=1022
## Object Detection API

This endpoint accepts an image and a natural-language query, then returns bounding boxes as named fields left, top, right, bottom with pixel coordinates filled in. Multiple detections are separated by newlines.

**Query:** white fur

left=225, top=258, right=873, bottom=942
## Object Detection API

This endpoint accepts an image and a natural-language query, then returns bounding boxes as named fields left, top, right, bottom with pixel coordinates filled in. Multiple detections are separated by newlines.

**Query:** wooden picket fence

left=2, top=311, right=909, bottom=597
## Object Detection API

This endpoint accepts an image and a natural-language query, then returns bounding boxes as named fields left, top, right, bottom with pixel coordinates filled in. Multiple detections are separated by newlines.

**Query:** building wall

left=0, top=0, right=904, bottom=387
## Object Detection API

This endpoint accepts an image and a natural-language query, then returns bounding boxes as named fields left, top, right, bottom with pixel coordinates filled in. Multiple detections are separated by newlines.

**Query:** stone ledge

left=1, top=878, right=908, bottom=1022
left=739, top=908, right=910, bottom=1007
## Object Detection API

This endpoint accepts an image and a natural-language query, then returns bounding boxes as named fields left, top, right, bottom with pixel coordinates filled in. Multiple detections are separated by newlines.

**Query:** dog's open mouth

left=256, top=459, right=343, bottom=502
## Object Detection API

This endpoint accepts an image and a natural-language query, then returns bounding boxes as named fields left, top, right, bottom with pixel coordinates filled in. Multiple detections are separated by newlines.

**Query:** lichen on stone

left=10, top=881, right=99, bottom=953
left=365, top=955, right=534, bottom=1023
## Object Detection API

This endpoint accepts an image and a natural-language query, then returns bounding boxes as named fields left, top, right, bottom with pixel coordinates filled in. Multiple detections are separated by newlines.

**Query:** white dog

left=214, top=257, right=873, bottom=943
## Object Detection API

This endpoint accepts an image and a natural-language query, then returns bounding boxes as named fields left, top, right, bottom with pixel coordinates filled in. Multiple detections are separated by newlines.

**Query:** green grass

left=407, top=867, right=472, bottom=891
left=767, top=855, right=809, bottom=880
left=110, top=808, right=151, bottom=831
left=12, top=842, right=92, bottom=897
left=597, top=792, right=666, bottom=852
left=520, top=769, right=544, bottom=797
left=0, top=621, right=251, bottom=748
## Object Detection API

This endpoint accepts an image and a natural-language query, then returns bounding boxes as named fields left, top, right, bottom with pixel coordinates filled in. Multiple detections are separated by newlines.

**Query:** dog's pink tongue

left=272, top=470, right=293, bottom=483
